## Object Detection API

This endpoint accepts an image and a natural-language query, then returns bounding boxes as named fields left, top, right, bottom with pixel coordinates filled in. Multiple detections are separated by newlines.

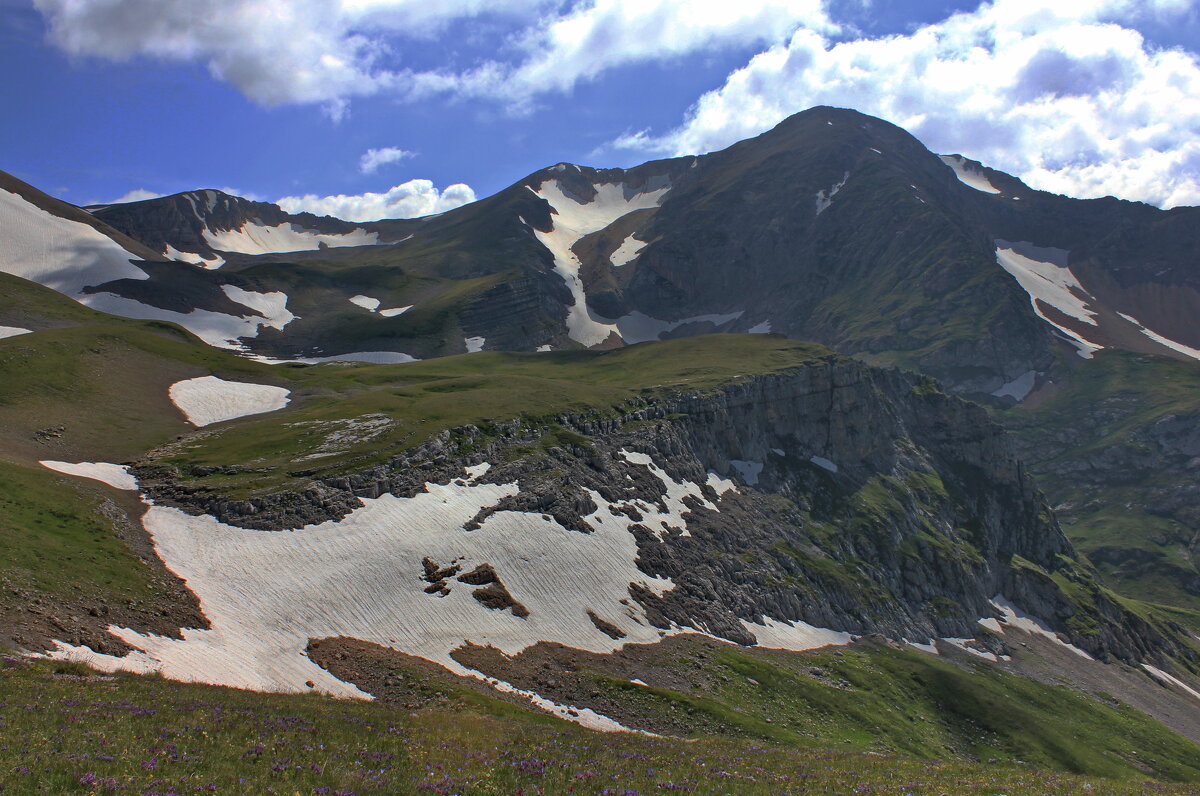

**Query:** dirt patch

left=305, top=636, right=539, bottom=716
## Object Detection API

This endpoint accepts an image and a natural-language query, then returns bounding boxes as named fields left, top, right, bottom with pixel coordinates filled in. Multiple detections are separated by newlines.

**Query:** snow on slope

left=814, top=171, right=849, bottom=215
left=349, top=294, right=381, bottom=311
left=995, top=243, right=1103, bottom=359
left=169, top=376, right=291, bottom=426
left=531, top=179, right=670, bottom=347
left=39, top=461, right=138, bottom=491
left=46, top=451, right=849, bottom=709
left=203, top=221, right=379, bottom=254
left=940, top=155, right=1002, bottom=194
left=349, top=294, right=411, bottom=317
left=0, top=325, right=32, bottom=340
left=1117, top=312, right=1200, bottom=361
left=610, top=233, right=647, bottom=267
left=164, top=243, right=224, bottom=270
left=0, top=186, right=297, bottom=351
left=0, top=187, right=149, bottom=293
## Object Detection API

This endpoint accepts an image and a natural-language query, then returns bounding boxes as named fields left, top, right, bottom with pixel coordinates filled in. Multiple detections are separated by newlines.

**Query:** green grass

left=157, top=334, right=833, bottom=498
left=567, top=640, right=1200, bottom=783
left=1003, top=349, right=1200, bottom=614
left=0, top=459, right=161, bottom=603
left=1, top=652, right=1196, bottom=795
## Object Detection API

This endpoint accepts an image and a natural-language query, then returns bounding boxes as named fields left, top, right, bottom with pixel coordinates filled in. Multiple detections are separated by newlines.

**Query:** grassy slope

left=1003, top=350, right=1200, bottom=623
left=593, top=640, right=1200, bottom=782
left=156, top=334, right=831, bottom=499
left=3, top=646, right=1198, bottom=794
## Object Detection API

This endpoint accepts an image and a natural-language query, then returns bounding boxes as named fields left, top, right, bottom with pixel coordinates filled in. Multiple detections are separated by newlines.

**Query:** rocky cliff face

left=134, top=354, right=1185, bottom=665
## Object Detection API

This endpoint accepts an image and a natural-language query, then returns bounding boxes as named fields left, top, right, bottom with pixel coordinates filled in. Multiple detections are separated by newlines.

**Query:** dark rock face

left=133, top=356, right=1184, bottom=666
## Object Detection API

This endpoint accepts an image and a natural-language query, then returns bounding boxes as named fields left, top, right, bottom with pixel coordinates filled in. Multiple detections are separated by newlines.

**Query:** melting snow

left=378, top=305, right=411, bottom=318
left=203, top=222, right=379, bottom=255
left=1142, top=664, right=1200, bottom=703
left=348, top=294, right=381, bottom=312
left=0, top=325, right=32, bottom=340
left=169, top=376, right=291, bottom=427
left=610, top=233, right=648, bottom=267
left=536, top=344, right=553, bottom=352
left=531, top=179, right=670, bottom=347
left=747, top=320, right=772, bottom=334
left=995, top=243, right=1102, bottom=359
left=940, top=155, right=1002, bottom=194
left=39, top=461, right=138, bottom=491
left=987, top=595, right=1094, bottom=660
left=1116, top=312, right=1200, bottom=361
left=464, top=336, right=486, bottom=353
left=991, top=370, right=1037, bottom=402
left=815, top=172, right=849, bottom=215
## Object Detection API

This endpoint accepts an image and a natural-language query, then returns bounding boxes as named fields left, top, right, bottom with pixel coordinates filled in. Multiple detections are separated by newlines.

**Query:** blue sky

left=3, top=0, right=1199, bottom=219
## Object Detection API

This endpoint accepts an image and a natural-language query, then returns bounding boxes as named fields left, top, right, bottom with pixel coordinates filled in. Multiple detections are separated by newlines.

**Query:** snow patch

left=988, top=595, right=1094, bottom=660
left=747, top=320, right=771, bottom=334
left=164, top=243, right=224, bottom=269
left=742, top=616, right=852, bottom=652
left=378, top=305, right=411, bottom=318
left=1117, top=312, right=1200, bottom=361
left=531, top=179, right=670, bottom=347
left=814, top=171, right=849, bottom=215
left=258, top=351, right=420, bottom=365
left=536, top=344, right=553, bottom=352
left=348, top=294, right=381, bottom=312
left=940, top=155, right=1002, bottom=194
left=464, top=336, right=486, bottom=353
left=995, top=243, right=1102, bottom=359
left=169, top=376, right=291, bottom=427
left=607, top=310, right=743, bottom=345
left=610, top=233, right=647, bottom=267
left=221, top=285, right=295, bottom=332
left=729, top=459, right=763, bottom=486
left=39, top=461, right=138, bottom=491
left=203, top=221, right=379, bottom=255
left=991, top=370, right=1037, bottom=402
left=1142, top=664, right=1200, bottom=703
left=809, top=456, right=838, bottom=473
left=0, top=325, right=32, bottom=340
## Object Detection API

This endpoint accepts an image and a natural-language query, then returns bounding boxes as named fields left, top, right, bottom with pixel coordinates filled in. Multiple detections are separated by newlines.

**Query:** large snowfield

left=44, top=450, right=859, bottom=730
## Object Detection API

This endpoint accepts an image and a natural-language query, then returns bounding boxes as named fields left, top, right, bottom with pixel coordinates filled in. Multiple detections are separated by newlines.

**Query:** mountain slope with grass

left=5, top=105, right=1200, bottom=788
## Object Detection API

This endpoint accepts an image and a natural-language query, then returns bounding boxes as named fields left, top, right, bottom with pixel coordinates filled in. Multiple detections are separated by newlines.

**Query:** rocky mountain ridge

left=129, top=347, right=1189, bottom=667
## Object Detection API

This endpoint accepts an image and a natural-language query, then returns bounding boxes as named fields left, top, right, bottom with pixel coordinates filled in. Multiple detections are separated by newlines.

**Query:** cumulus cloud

left=107, top=188, right=164, bottom=204
left=276, top=180, right=477, bottom=221
left=613, top=0, right=1200, bottom=207
left=359, top=146, right=415, bottom=173
left=33, top=0, right=833, bottom=112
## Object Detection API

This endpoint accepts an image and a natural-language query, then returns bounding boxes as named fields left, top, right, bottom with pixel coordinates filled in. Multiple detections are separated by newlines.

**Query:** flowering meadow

left=0, top=655, right=1194, bottom=795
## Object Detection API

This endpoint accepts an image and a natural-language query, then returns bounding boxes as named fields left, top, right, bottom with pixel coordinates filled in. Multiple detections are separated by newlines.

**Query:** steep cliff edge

left=132, top=342, right=1191, bottom=667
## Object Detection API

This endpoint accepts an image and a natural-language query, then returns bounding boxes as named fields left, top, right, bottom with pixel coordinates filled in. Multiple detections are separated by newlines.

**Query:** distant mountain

left=4, top=105, right=1200, bottom=609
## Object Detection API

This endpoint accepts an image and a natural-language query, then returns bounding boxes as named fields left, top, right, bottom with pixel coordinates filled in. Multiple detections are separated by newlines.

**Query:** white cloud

left=33, top=0, right=833, bottom=112
left=276, top=179, right=477, bottom=221
left=107, top=188, right=164, bottom=204
left=613, top=0, right=1200, bottom=208
left=359, top=146, right=415, bottom=173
